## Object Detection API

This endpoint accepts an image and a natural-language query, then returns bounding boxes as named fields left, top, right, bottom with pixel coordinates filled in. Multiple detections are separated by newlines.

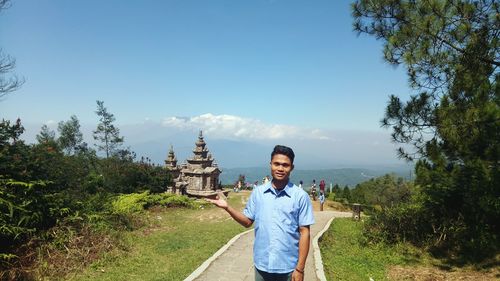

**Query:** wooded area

left=353, top=0, right=499, bottom=260
left=0, top=102, right=184, bottom=279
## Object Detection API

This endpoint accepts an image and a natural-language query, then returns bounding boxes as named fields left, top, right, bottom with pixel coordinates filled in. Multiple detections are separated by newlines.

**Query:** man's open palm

left=206, top=196, right=228, bottom=209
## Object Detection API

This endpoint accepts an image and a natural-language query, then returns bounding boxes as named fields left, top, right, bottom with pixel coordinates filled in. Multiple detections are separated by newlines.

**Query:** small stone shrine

left=165, top=131, right=222, bottom=197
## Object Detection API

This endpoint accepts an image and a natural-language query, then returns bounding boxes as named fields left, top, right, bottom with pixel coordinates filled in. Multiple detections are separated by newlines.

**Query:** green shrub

left=144, top=192, right=169, bottom=206
left=363, top=201, right=432, bottom=246
left=145, top=192, right=197, bottom=208
left=112, top=192, right=197, bottom=215
left=363, top=180, right=500, bottom=262
left=111, top=192, right=150, bottom=215
left=158, top=194, right=195, bottom=208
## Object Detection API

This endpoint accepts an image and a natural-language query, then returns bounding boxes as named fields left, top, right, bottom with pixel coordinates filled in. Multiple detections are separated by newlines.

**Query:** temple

left=165, top=131, right=222, bottom=196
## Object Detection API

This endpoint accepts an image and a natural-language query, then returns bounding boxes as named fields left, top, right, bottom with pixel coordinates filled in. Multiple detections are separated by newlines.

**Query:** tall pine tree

left=93, top=100, right=124, bottom=158
left=36, top=124, right=56, bottom=144
left=353, top=0, right=499, bottom=258
left=57, top=115, right=84, bottom=155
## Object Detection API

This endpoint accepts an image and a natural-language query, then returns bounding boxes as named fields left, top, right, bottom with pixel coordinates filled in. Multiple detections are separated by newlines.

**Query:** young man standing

left=207, top=145, right=315, bottom=281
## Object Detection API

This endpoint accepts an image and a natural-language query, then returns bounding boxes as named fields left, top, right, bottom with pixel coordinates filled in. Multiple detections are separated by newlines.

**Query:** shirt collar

left=263, top=181, right=293, bottom=197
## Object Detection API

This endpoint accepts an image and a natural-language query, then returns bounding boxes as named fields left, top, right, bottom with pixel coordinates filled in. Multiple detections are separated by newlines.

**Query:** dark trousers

left=254, top=267, right=292, bottom=281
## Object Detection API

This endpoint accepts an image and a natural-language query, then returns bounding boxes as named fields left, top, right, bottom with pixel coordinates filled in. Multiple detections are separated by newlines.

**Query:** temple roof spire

left=165, top=144, right=177, bottom=167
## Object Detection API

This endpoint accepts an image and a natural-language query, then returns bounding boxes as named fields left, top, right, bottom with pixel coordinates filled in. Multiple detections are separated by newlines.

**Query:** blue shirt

left=243, top=181, right=315, bottom=273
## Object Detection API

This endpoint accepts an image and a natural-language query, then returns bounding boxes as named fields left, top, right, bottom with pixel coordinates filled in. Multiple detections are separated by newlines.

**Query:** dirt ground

left=311, top=197, right=352, bottom=212
left=387, top=265, right=500, bottom=281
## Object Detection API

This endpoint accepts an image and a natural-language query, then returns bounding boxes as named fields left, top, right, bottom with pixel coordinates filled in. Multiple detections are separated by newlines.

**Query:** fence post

left=352, top=203, right=361, bottom=221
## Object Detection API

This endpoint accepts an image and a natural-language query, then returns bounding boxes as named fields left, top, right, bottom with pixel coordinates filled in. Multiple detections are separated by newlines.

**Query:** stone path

left=187, top=210, right=351, bottom=281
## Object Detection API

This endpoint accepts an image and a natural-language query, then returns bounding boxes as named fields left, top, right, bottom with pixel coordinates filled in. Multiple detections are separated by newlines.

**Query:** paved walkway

left=187, top=211, right=351, bottom=281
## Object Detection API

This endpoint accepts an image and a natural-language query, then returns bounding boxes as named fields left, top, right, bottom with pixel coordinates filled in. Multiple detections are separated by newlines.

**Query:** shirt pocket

left=279, top=205, right=298, bottom=233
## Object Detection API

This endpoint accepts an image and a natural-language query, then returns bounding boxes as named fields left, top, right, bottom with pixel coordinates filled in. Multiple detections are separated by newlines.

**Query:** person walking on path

left=206, top=145, right=315, bottom=281
left=310, top=180, right=317, bottom=201
left=319, top=191, right=325, bottom=212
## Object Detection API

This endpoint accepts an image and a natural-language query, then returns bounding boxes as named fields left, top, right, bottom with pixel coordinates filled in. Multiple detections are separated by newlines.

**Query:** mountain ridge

left=219, top=166, right=413, bottom=188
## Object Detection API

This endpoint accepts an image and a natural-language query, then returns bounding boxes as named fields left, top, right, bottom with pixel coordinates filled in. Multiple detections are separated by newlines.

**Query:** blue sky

left=0, top=0, right=413, bottom=168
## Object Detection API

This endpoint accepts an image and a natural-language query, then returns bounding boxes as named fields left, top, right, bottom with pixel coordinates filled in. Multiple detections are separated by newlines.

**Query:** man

left=207, top=145, right=315, bottom=281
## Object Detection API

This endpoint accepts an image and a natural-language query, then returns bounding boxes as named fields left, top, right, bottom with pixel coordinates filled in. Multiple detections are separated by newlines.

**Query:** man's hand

left=291, top=269, right=304, bottom=281
left=293, top=225, right=310, bottom=281
left=205, top=195, right=228, bottom=210
left=205, top=194, right=253, bottom=228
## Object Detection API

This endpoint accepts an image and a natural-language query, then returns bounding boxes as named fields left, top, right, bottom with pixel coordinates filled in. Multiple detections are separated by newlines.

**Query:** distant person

left=319, top=179, right=326, bottom=193
left=299, top=180, right=303, bottom=189
left=262, top=175, right=270, bottom=184
left=311, top=179, right=317, bottom=201
left=319, top=191, right=325, bottom=211
left=207, top=145, right=314, bottom=281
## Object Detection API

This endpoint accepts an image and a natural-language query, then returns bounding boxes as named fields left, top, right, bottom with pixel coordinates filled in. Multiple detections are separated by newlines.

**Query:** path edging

left=184, top=228, right=254, bottom=281
left=312, top=216, right=335, bottom=281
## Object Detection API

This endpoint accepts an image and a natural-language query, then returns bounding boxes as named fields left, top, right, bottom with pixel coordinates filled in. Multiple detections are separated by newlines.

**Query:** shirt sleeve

left=243, top=188, right=257, bottom=221
left=298, top=192, right=315, bottom=226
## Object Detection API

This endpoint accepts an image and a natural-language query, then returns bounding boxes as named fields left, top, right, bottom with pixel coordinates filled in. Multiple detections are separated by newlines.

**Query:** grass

left=67, top=191, right=250, bottom=281
left=319, top=218, right=432, bottom=281
left=319, top=218, right=500, bottom=281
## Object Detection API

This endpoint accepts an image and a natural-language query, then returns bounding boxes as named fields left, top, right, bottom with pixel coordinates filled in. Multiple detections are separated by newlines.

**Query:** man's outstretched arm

left=206, top=196, right=253, bottom=228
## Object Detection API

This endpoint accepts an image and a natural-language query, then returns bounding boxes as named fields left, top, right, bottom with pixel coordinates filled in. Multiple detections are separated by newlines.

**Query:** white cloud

left=161, top=113, right=330, bottom=141
left=19, top=115, right=403, bottom=167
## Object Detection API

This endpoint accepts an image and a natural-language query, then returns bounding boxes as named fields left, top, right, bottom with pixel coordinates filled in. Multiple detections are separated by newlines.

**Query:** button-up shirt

left=243, top=181, right=315, bottom=273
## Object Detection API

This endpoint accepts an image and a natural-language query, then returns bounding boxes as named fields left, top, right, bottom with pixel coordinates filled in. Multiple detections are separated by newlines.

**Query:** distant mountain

left=19, top=121, right=408, bottom=169
left=128, top=137, right=271, bottom=168
left=220, top=166, right=413, bottom=188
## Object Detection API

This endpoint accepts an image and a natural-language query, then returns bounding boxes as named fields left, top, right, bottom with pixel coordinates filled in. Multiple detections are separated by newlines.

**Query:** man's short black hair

left=271, top=145, right=295, bottom=164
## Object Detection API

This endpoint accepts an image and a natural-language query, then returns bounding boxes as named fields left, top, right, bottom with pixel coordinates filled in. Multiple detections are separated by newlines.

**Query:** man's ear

left=291, top=164, right=294, bottom=172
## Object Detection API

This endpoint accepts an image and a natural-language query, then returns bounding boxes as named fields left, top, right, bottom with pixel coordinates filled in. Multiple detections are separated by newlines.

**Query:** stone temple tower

left=165, top=145, right=183, bottom=193
left=165, top=131, right=222, bottom=196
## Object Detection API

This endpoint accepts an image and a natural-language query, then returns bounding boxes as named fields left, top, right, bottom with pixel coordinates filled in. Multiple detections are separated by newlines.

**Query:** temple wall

left=206, top=176, right=211, bottom=189
left=187, top=176, right=202, bottom=190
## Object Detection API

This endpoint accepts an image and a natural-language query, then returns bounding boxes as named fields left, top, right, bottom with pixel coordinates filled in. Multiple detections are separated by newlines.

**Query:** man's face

left=270, top=154, right=294, bottom=182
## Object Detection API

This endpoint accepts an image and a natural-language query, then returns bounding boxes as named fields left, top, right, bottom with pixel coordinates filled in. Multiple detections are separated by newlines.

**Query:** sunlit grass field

left=319, top=218, right=500, bottom=281
left=319, top=218, right=431, bottom=281
left=70, top=191, right=249, bottom=281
